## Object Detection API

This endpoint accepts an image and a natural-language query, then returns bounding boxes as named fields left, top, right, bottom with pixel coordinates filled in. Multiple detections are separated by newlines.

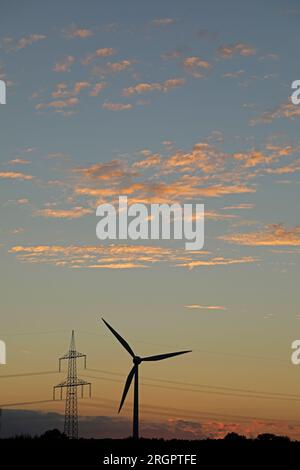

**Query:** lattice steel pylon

left=53, top=330, right=91, bottom=439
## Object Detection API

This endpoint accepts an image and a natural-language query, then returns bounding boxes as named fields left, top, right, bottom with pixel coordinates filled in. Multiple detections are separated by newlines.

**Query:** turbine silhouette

left=102, top=318, right=191, bottom=439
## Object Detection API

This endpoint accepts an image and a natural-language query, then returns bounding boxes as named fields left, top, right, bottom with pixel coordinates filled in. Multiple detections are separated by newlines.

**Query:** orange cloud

left=9, top=158, right=30, bottom=165
left=0, top=171, right=33, bottom=180
left=122, top=78, right=185, bottom=96
left=89, top=82, right=106, bottom=96
left=34, top=206, right=92, bottom=219
left=74, top=159, right=136, bottom=181
left=64, top=25, right=93, bottom=39
left=53, top=56, right=75, bottom=72
left=8, top=244, right=218, bottom=270
left=92, top=60, right=134, bottom=77
left=73, top=81, right=90, bottom=94
left=35, top=81, right=91, bottom=113
left=82, top=48, right=117, bottom=65
left=9, top=243, right=259, bottom=270
left=68, top=138, right=299, bottom=208
left=178, top=256, right=257, bottom=269
left=183, top=56, right=212, bottom=77
left=223, top=204, right=255, bottom=210
left=250, top=102, right=300, bottom=125
left=7, top=34, right=46, bottom=52
left=221, top=224, right=300, bottom=246
left=17, top=198, right=29, bottom=205
left=217, top=43, right=256, bottom=58
left=48, top=97, right=79, bottom=108
left=133, top=153, right=161, bottom=169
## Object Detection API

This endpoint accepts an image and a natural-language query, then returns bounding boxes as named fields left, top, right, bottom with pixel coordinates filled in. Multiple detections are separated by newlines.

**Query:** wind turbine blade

left=102, top=318, right=135, bottom=357
left=141, top=350, right=192, bottom=362
left=118, top=365, right=136, bottom=413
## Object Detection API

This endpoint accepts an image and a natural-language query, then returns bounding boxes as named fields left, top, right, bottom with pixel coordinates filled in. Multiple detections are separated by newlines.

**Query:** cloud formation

left=221, top=224, right=300, bottom=246
left=102, top=102, right=133, bottom=111
left=184, top=305, right=227, bottom=310
left=82, top=48, right=117, bottom=65
left=0, top=171, right=33, bottom=180
left=63, top=25, right=93, bottom=39
left=53, top=56, right=75, bottom=72
left=9, top=244, right=256, bottom=270
left=217, top=43, right=256, bottom=58
left=250, top=102, right=300, bottom=125
left=34, top=206, right=92, bottom=219
left=122, top=78, right=185, bottom=96
left=4, top=34, right=46, bottom=52
left=183, top=56, right=212, bottom=78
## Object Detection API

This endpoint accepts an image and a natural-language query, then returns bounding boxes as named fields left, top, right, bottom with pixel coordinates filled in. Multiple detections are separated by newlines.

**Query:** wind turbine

left=102, top=318, right=191, bottom=439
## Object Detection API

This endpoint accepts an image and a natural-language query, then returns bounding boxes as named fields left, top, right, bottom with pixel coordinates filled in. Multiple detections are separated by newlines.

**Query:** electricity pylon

left=53, top=330, right=91, bottom=439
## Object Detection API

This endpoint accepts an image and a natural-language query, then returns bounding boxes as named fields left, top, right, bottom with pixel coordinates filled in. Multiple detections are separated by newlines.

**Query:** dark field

left=0, top=432, right=298, bottom=468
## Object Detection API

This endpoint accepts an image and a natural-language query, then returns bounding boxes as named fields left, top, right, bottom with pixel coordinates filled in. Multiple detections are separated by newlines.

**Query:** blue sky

left=0, top=0, right=300, bottom=439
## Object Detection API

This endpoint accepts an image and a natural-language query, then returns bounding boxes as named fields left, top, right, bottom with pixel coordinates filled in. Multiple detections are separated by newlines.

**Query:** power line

left=0, top=400, right=53, bottom=407
left=81, top=331, right=288, bottom=364
left=86, top=368, right=300, bottom=400
left=87, top=367, right=298, bottom=397
left=0, top=371, right=60, bottom=379
left=87, top=396, right=300, bottom=426
left=1, top=367, right=299, bottom=402
left=83, top=373, right=300, bottom=403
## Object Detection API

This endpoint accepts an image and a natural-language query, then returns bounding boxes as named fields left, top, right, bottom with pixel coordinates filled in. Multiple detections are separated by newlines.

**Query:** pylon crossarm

left=59, top=351, right=86, bottom=360
left=54, top=378, right=90, bottom=388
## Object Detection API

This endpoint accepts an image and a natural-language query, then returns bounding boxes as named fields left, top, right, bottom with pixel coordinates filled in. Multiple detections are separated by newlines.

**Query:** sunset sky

left=1, top=0, right=300, bottom=439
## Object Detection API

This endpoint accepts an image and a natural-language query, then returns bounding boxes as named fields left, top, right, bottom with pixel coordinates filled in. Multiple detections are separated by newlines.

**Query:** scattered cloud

left=184, top=304, right=227, bottom=310
left=0, top=171, right=33, bottom=180
left=152, top=18, right=175, bottom=26
left=89, top=82, right=106, bottom=96
left=133, top=152, right=161, bottom=169
left=223, top=203, right=255, bottom=210
left=17, top=198, right=29, bottom=205
left=250, top=102, right=300, bottom=125
left=35, top=81, right=91, bottom=114
left=9, top=158, right=30, bottom=165
left=102, top=102, right=133, bottom=111
left=223, top=70, right=244, bottom=78
left=73, top=159, right=136, bottom=181
left=183, top=56, right=212, bottom=77
left=34, top=206, right=93, bottom=219
left=8, top=245, right=256, bottom=271
left=92, top=60, right=134, bottom=77
left=82, top=47, right=117, bottom=65
left=122, top=78, right=185, bottom=96
left=63, top=24, right=93, bottom=39
left=221, top=224, right=300, bottom=246
left=53, top=55, right=75, bottom=72
left=9, top=244, right=211, bottom=269
left=4, top=34, right=46, bottom=52
left=178, top=256, right=257, bottom=269
left=217, top=43, right=256, bottom=58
